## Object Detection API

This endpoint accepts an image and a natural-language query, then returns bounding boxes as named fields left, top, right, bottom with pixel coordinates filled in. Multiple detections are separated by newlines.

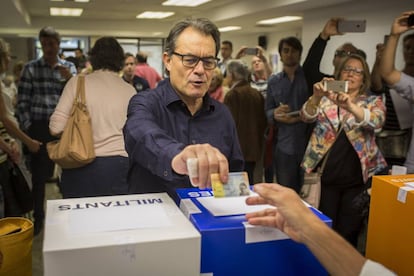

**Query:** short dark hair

left=88, top=37, right=124, bottom=72
left=125, top=52, right=135, bottom=60
left=165, top=18, right=220, bottom=57
left=136, top=52, right=147, bottom=63
left=222, top=40, right=233, bottom=50
left=39, top=26, right=61, bottom=43
left=278, top=36, right=303, bottom=56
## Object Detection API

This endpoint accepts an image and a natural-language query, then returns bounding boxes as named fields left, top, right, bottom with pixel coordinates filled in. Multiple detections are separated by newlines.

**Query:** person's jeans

left=60, top=156, right=129, bottom=198
left=29, top=121, right=55, bottom=233
left=275, top=148, right=304, bottom=193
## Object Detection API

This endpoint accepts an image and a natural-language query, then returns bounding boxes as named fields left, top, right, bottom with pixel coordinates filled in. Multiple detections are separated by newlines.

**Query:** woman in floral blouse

left=300, top=53, right=387, bottom=247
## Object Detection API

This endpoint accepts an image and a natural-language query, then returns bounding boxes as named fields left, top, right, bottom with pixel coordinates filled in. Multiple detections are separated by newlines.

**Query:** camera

left=337, top=19, right=366, bottom=33
left=323, top=80, right=348, bottom=93
left=245, top=48, right=258, bottom=55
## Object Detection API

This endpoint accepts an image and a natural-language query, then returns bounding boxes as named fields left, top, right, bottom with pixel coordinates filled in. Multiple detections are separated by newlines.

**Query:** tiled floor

left=32, top=181, right=62, bottom=276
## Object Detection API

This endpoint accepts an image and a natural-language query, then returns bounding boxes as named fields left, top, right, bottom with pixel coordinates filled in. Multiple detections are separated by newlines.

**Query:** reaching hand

left=245, top=183, right=319, bottom=243
left=391, top=11, right=414, bottom=36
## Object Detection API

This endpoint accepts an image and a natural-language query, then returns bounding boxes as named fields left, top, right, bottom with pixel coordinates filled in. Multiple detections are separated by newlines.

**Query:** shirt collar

left=163, top=78, right=215, bottom=113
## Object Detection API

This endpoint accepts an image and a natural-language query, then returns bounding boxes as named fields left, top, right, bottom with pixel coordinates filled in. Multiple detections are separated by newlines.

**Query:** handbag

left=47, top=75, right=96, bottom=169
left=301, top=120, right=344, bottom=208
left=0, top=217, right=33, bottom=276
left=301, top=170, right=322, bottom=208
left=9, top=162, right=33, bottom=214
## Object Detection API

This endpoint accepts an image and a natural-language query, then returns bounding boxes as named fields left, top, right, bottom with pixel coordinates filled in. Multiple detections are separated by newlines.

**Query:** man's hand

left=171, top=144, right=229, bottom=189
left=321, top=17, right=343, bottom=40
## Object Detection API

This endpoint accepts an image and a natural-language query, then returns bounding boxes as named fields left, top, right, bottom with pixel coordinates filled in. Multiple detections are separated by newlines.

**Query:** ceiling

left=0, top=0, right=355, bottom=38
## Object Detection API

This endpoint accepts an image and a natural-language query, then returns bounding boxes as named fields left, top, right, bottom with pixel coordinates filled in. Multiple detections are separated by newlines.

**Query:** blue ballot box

left=176, top=188, right=332, bottom=276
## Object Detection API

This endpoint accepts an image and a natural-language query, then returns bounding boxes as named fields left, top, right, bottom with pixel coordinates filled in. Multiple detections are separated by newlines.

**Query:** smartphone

left=408, top=14, right=414, bottom=27
left=245, top=48, right=258, bottom=55
left=323, top=80, right=348, bottom=93
left=337, top=20, right=366, bottom=33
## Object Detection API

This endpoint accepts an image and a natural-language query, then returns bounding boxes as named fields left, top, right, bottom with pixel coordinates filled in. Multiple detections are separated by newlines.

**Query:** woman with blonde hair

left=301, top=53, right=387, bottom=247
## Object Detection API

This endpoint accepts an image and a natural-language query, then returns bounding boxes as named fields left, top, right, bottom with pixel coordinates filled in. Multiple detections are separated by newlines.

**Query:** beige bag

left=301, top=121, right=344, bottom=208
left=0, top=217, right=33, bottom=276
left=47, top=75, right=95, bottom=169
left=301, top=171, right=322, bottom=208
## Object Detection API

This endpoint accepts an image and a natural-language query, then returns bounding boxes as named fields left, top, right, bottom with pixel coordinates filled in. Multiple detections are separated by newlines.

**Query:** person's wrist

left=320, top=32, right=330, bottom=41
left=308, top=96, right=321, bottom=107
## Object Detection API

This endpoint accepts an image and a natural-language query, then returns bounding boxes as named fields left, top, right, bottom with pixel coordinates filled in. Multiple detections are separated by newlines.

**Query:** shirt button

left=164, top=171, right=168, bottom=176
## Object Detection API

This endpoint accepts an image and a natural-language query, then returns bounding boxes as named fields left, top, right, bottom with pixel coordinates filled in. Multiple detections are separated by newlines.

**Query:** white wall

left=221, top=0, right=413, bottom=75
left=301, top=1, right=413, bottom=73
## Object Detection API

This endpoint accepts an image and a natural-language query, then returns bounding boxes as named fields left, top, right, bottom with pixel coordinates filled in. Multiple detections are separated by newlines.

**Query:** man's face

left=220, top=43, right=232, bottom=60
left=40, top=37, right=60, bottom=62
left=403, top=37, right=414, bottom=66
left=280, top=43, right=300, bottom=67
left=163, top=27, right=216, bottom=102
left=123, top=56, right=136, bottom=78
left=251, top=56, right=265, bottom=73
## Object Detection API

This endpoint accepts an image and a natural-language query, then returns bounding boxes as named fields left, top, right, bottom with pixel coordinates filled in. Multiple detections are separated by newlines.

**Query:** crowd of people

left=0, top=10, right=413, bottom=275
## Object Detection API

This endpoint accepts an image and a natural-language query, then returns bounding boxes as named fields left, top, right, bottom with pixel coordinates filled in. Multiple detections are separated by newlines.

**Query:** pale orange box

left=366, top=174, right=414, bottom=276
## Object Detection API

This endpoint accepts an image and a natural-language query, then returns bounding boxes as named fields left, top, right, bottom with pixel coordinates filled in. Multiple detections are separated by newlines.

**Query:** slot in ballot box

left=43, top=193, right=201, bottom=276
left=366, top=175, right=414, bottom=276
left=176, top=188, right=332, bottom=276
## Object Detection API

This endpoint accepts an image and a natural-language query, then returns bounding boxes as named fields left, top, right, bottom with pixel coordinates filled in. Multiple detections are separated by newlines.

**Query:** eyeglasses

left=172, top=52, right=219, bottom=70
left=335, top=50, right=354, bottom=57
left=342, top=66, right=364, bottom=76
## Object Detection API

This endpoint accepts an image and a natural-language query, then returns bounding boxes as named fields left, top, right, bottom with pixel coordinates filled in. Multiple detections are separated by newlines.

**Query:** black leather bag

left=2, top=162, right=33, bottom=216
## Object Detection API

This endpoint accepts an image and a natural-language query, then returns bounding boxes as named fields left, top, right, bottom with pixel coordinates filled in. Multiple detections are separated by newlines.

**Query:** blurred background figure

left=122, top=52, right=149, bottom=93
left=135, top=51, right=162, bottom=89
left=224, top=60, right=267, bottom=185
left=207, top=67, right=225, bottom=102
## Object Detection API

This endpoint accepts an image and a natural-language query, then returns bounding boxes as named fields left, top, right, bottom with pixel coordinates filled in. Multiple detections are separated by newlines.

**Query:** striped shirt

left=17, top=57, right=76, bottom=131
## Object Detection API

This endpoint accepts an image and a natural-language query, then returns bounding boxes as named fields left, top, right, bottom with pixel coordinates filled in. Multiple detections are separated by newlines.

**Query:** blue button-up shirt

left=124, top=79, right=244, bottom=200
left=17, top=57, right=77, bottom=131
left=266, top=67, right=309, bottom=155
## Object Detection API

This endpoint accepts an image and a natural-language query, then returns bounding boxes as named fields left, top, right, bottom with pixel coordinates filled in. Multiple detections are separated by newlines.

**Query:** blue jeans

left=60, top=156, right=129, bottom=198
left=275, top=148, right=304, bottom=193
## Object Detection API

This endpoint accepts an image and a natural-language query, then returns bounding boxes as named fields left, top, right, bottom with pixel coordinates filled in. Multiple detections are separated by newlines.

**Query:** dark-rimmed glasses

left=172, top=52, right=219, bottom=70
left=342, top=66, right=364, bottom=76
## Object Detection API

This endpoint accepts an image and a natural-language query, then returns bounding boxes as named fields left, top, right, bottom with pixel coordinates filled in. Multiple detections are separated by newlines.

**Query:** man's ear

left=163, top=52, right=172, bottom=72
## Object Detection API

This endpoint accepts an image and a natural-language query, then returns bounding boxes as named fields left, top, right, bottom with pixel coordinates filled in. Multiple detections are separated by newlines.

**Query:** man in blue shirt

left=124, top=18, right=244, bottom=201
left=266, top=36, right=309, bottom=193
left=17, top=26, right=76, bottom=235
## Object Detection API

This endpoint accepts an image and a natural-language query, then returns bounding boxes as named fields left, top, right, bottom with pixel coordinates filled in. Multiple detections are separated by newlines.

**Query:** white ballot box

left=177, top=188, right=332, bottom=276
left=43, top=193, right=201, bottom=276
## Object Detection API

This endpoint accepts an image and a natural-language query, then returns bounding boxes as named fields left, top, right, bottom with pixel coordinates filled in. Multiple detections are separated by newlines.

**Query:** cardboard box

left=43, top=193, right=201, bottom=276
left=366, top=175, right=414, bottom=275
left=177, top=188, right=332, bottom=276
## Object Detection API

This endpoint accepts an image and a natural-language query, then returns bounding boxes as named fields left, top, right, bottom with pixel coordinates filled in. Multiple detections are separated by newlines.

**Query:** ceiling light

left=136, top=11, right=174, bottom=19
left=219, top=26, right=242, bottom=32
left=162, top=0, right=211, bottom=7
left=50, top=0, right=90, bottom=2
left=50, top=7, right=83, bottom=16
left=257, top=16, right=302, bottom=25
